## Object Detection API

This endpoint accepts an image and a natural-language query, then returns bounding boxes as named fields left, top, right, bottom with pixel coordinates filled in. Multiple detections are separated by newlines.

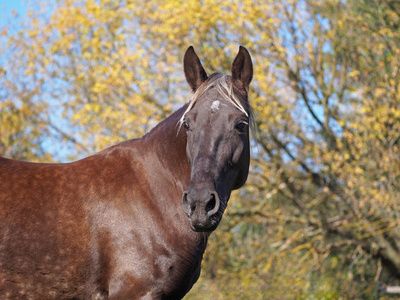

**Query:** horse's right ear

left=183, top=46, right=208, bottom=92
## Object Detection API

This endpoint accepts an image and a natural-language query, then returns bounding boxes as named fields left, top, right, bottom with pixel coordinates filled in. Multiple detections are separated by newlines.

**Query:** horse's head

left=181, top=46, right=253, bottom=232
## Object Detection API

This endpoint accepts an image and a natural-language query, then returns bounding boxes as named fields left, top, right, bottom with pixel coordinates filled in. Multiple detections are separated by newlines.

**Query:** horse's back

left=0, top=141, right=203, bottom=299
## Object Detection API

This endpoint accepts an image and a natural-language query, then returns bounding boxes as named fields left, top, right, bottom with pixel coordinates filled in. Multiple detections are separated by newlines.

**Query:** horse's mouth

left=189, top=222, right=219, bottom=232
left=187, top=213, right=222, bottom=232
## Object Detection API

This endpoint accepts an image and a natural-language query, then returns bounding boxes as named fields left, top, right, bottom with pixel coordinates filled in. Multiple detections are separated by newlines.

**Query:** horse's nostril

left=206, top=194, right=216, bottom=213
left=182, top=192, right=193, bottom=217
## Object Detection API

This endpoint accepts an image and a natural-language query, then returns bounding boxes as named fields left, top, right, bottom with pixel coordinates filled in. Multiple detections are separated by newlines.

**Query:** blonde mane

left=179, top=73, right=255, bottom=134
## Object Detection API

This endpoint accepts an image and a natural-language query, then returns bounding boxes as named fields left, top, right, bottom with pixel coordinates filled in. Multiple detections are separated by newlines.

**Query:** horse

left=0, top=46, right=254, bottom=299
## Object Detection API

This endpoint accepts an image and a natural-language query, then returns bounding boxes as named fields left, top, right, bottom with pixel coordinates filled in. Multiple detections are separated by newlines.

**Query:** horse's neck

left=140, top=106, right=208, bottom=248
left=142, top=105, right=191, bottom=187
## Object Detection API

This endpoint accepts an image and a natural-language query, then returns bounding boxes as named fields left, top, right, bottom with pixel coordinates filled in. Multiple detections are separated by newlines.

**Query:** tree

left=1, top=0, right=399, bottom=298
left=190, top=0, right=400, bottom=297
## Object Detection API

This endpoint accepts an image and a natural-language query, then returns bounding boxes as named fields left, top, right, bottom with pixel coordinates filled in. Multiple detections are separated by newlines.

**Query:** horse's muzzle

left=182, top=187, right=221, bottom=232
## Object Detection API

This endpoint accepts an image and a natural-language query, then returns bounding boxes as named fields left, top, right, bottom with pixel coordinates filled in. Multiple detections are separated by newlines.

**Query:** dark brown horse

left=0, top=46, right=254, bottom=299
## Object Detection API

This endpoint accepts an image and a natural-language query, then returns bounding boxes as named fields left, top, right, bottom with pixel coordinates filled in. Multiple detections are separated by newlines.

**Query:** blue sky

left=1, top=0, right=25, bottom=22
left=0, top=0, right=71, bottom=161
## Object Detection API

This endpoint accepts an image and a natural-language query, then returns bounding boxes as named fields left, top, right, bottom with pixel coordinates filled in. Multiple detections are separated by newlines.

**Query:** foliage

left=1, top=0, right=400, bottom=298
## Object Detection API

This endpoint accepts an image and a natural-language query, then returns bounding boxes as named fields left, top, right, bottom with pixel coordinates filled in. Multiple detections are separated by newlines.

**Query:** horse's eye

left=183, top=121, right=190, bottom=130
left=235, top=122, right=247, bottom=133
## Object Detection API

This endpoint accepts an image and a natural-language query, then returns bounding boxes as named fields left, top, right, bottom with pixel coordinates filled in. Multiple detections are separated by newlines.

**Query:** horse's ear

left=231, top=46, right=253, bottom=91
left=184, top=46, right=208, bottom=92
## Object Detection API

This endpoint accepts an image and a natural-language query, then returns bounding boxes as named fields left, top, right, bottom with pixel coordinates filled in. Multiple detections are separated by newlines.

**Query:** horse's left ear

left=231, top=46, right=253, bottom=91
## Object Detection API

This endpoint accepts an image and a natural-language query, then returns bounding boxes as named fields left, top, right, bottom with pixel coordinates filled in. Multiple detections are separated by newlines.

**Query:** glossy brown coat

left=0, top=46, right=253, bottom=299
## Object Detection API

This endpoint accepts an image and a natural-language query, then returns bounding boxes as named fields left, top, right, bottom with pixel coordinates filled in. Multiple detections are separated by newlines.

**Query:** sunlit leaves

left=2, top=0, right=400, bottom=298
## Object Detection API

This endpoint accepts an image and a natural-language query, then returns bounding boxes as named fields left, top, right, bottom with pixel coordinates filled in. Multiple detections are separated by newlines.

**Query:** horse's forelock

left=179, top=74, right=255, bottom=135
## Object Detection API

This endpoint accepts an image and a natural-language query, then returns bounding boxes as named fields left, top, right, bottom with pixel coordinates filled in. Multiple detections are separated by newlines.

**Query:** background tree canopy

left=1, top=0, right=400, bottom=298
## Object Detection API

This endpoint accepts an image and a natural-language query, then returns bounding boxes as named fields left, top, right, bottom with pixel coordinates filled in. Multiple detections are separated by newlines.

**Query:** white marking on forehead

left=210, top=100, right=220, bottom=111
